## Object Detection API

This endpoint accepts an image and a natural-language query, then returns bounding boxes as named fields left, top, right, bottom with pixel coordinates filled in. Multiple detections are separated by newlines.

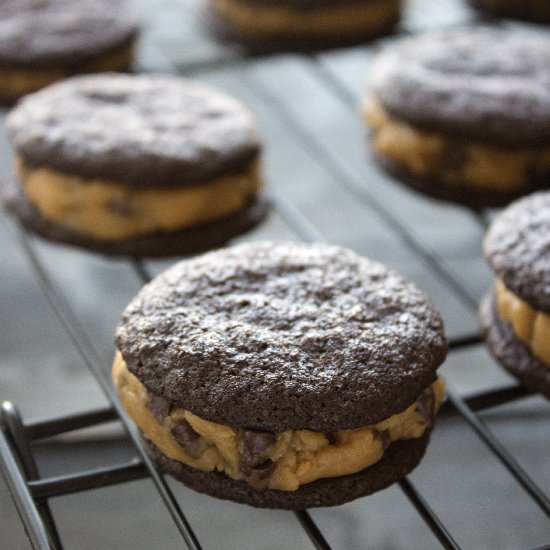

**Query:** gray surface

left=0, top=0, right=549, bottom=548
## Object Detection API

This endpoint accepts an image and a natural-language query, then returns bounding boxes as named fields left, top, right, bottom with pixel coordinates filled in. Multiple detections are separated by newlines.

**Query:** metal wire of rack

left=1, top=3, right=549, bottom=549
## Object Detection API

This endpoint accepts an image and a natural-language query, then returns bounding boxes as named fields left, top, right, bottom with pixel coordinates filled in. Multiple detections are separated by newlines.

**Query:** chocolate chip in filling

left=171, top=420, right=203, bottom=459
left=376, top=429, right=391, bottom=451
left=147, top=394, right=171, bottom=423
left=240, top=430, right=276, bottom=484
left=444, top=142, right=470, bottom=175
left=107, top=197, right=134, bottom=218
left=241, top=430, right=276, bottom=466
left=241, top=460, right=276, bottom=486
left=416, top=387, right=435, bottom=424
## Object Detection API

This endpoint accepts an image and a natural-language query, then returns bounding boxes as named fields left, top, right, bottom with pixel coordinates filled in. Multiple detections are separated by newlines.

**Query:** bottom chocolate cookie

left=145, top=432, right=431, bottom=509
left=468, top=0, right=550, bottom=23
left=480, top=292, right=550, bottom=398
left=204, top=5, right=399, bottom=55
left=374, top=154, right=547, bottom=210
left=3, top=180, right=270, bottom=258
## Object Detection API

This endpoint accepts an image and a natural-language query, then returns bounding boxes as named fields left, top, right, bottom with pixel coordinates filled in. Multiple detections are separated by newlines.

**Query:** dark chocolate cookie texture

left=0, top=0, right=137, bottom=68
left=484, top=192, right=550, bottom=313
left=373, top=155, right=539, bottom=209
left=481, top=294, right=550, bottom=399
left=116, top=242, right=447, bottom=431
left=371, top=28, right=550, bottom=146
left=469, top=0, right=550, bottom=23
left=6, top=74, right=261, bottom=187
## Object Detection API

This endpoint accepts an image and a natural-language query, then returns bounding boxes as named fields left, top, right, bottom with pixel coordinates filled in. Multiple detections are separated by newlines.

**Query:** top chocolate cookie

left=7, top=73, right=261, bottom=187
left=370, top=28, right=550, bottom=146
left=484, top=192, right=550, bottom=313
left=0, top=0, right=137, bottom=68
left=115, top=242, right=447, bottom=432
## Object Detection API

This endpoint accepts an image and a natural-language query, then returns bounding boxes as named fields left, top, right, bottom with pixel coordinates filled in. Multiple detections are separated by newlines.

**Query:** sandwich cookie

left=0, top=0, right=137, bottom=103
left=469, top=0, right=550, bottom=23
left=207, top=0, right=402, bottom=52
left=481, top=192, right=550, bottom=398
left=113, top=242, right=447, bottom=508
left=365, top=28, right=550, bottom=208
left=5, top=74, right=268, bottom=257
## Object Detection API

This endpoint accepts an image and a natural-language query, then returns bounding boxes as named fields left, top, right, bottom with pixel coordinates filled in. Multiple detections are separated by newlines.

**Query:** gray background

left=0, top=0, right=548, bottom=548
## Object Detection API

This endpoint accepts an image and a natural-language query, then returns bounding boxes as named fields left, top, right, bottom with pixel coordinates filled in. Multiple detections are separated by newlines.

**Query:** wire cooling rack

left=1, top=1, right=549, bottom=549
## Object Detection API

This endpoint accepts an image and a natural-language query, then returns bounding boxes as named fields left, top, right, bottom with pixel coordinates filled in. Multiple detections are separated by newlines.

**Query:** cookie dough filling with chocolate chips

left=481, top=192, right=550, bottom=398
left=113, top=242, right=448, bottom=508
left=114, top=354, right=445, bottom=491
left=5, top=74, right=268, bottom=257
left=365, top=28, right=550, bottom=208
left=366, top=98, right=550, bottom=193
left=15, top=157, right=261, bottom=241
left=496, top=281, right=550, bottom=367
left=0, top=0, right=137, bottom=102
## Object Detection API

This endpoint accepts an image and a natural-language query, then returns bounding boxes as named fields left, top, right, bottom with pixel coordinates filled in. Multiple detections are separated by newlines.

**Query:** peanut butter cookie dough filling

left=113, top=353, right=445, bottom=492
left=0, top=44, right=134, bottom=102
left=210, top=0, right=401, bottom=37
left=16, top=157, right=261, bottom=241
left=495, top=280, right=550, bottom=367
left=365, top=98, right=550, bottom=192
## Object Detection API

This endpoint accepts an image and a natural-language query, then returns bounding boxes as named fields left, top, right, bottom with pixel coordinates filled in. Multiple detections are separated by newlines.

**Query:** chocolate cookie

left=144, top=433, right=431, bottom=509
left=481, top=295, right=550, bottom=399
left=113, top=242, right=447, bottom=508
left=365, top=28, right=550, bottom=208
left=5, top=74, right=268, bottom=257
left=206, top=0, right=402, bottom=53
left=469, top=0, right=550, bottom=23
left=481, top=192, right=550, bottom=397
left=0, top=0, right=138, bottom=102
